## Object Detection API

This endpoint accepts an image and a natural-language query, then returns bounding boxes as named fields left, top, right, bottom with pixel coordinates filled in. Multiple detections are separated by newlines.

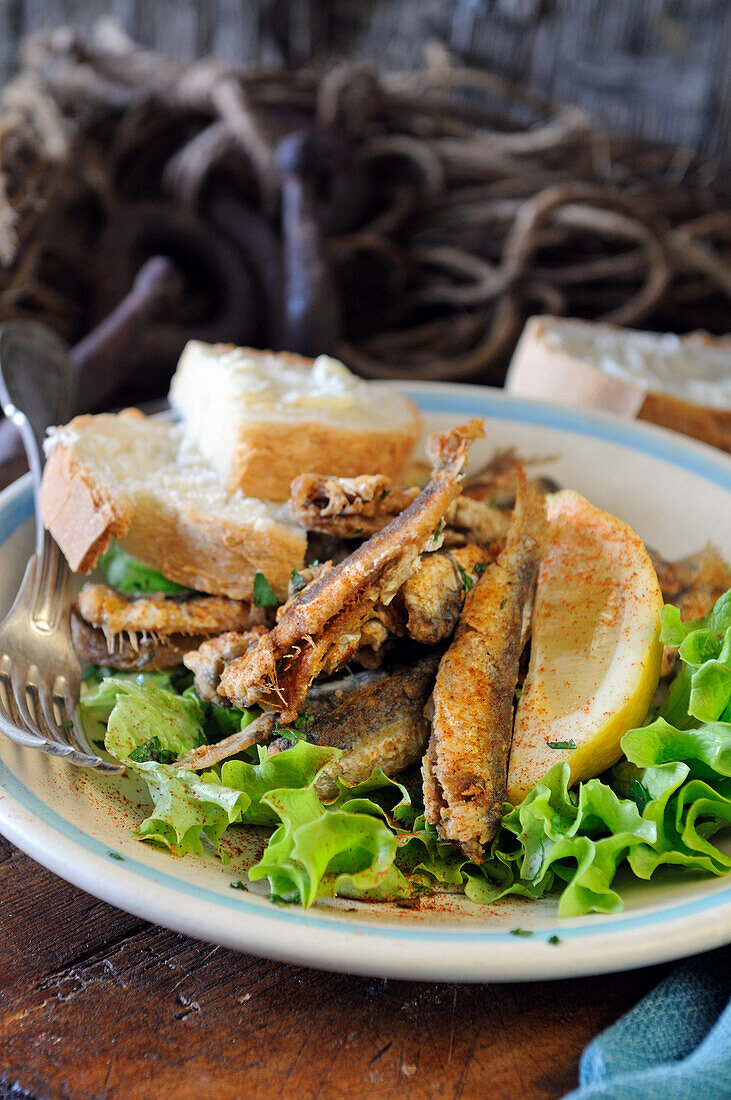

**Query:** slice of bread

left=169, top=342, right=422, bottom=500
left=506, top=316, right=731, bottom=452
left=40, top=409, right=307, bottom=600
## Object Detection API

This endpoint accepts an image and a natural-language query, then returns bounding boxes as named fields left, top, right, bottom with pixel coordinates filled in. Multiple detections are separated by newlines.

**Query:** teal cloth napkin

left=563, top=948, right=730, bottom=1100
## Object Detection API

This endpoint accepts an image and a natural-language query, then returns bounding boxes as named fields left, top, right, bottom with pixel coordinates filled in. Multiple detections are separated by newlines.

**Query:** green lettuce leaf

left=134, top=740, right=341, bottom=860
left=661, top=590, right=731, bottom=722
left=221, top=741, right=340, bottom=825
left=135, top=762, right=251, bottom=859
left=99, top=542, right=193, bottom=596
left=98, top=680, right=205, bottom=762
left=250, top=786, right=413, bottom=905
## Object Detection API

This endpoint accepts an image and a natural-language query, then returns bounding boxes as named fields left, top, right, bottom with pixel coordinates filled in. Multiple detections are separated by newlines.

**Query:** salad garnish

left=81, top=586, right=731, bottom=917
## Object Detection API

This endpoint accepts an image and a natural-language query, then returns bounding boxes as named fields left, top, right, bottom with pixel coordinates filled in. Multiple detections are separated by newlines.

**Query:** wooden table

left=0, top=452, right=674, bottom=1100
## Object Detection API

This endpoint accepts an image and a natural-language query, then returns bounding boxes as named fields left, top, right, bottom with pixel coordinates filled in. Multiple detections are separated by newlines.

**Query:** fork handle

left=28, top=532, right=72, bottom=634
left=0, top=322, right=76, bottom=557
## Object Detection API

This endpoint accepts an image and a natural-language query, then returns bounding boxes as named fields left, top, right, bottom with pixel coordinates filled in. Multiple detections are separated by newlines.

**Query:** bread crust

left=117, top=505, right=306, bottom=601
left=39, top=414, right=307, bottom=600
left=39, top=442, right=131, bottom=573
left=638, top=391, right=731, bottom=453
left=506, top=316, right=731, bottom=453
left=227, top=412, right=422, bottom=499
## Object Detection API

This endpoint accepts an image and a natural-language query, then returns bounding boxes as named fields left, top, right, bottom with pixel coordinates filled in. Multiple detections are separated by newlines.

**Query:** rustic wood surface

left=0, top=825, right=677, bottom=1100
left=0, top=453, right=684, bottom=1100
left=0, top=0, right=729, bottom=167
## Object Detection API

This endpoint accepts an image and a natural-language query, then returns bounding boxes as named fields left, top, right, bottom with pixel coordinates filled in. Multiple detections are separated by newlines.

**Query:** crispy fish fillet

left=289, top=473, right=508, bottom=547
left=270, top=652, right=441, bottom=800
left=651, top=545, right=731, bottom=676
left=71, top=612, right=205, bottom=670
left=75, top=584, right=264, bottom=639
left=220, top=419, right=485, bottom=719
left=397, top=545, right=494, bottom=646
left=290, top=474, right=419, bottom=538
left=183, top=628, right=269, bottom=702
left=178, top=665, right=395, bottom=772
left=422, top=471, right=546, bottom=862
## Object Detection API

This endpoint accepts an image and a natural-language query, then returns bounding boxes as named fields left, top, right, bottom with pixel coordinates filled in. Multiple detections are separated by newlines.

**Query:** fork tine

left=33, top=694, right=102, bottom=766
left=8, top=658, right=39, bottom=739
left=0, top=708, right=47, bottom=749
left=41, top=676, right=92, bottom=756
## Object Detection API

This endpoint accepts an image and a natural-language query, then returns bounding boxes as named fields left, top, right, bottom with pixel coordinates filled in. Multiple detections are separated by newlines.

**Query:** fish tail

left=426, top=418, right=485, bottom=479
left=509, top=466, right=549, bottom=554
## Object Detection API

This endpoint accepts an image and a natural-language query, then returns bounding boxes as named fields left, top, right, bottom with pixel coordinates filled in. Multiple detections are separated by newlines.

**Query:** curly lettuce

left=82, top=587, right=731, bottom=916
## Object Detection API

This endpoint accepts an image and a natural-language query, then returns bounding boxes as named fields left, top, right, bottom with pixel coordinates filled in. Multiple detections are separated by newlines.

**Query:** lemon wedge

left=507, top=490, right=663, bottom=803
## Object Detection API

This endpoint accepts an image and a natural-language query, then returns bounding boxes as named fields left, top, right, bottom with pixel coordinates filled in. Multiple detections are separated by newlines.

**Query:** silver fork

left=0, top=321, right=122, bottom=772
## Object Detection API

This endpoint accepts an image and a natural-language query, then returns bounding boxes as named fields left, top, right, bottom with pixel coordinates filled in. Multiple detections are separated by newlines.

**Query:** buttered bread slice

left=169, top=343, right=422, bottom=500
left=40, top=410, right=306, bottom=601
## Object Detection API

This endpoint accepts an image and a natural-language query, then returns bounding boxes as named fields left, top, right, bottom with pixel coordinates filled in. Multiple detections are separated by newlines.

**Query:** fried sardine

left=290, top=472, right=508, bottom=548
left=220, top=419, right=485, bottom=719
left=76, top=584, right=263, bottom=641
left=422, top=470, right=546, bottom=862
left=269, top=653, right=441, bottom=799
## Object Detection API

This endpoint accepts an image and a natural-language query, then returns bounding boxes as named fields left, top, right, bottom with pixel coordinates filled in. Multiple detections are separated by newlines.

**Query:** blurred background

left=0, top=0, right=728, bottom=416
left=2, top=1, right=729, bottom=163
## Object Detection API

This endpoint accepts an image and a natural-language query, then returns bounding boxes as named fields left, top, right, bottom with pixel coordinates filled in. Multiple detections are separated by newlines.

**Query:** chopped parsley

left=629, top=779, right=651, bottom=812
left=378, top=488, right=390, bottom=503
left=277, top=712, right=315, bottom=745
left=457, top=564, right=474, bottom=593
left=546, top=739, right=577, bottom=751
left=474, top=562, right=488, bottom=578
left=128, top=736, right=178, bottom=765
left=253, top=571, right=279, bottom=609
left=229, top=880, right=248, bottom=891
left=108, top=851, right=124, bottom=861
left=510, top=928, right=533, bottom=937
left=290, top=569, right=306, bottom=595
left=548, top=935, right=562, bottom=945
left=432, top=519, right=444, bottom=542
left=58, top=719, right=74, bottom=730
left=500, top=598, right=507, bottom=609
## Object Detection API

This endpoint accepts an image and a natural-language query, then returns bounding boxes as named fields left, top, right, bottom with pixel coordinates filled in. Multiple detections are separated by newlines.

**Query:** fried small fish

left=71, top=612, right=204, bottom=671
left=76, top=584, right=264, bottom=640
left=422, top=470, right=546, bottom=862
left=290, top=472, right=507, bottom=547
left=177, top=666, right=395, bottom=772
left=397, top=545, right=494, bottom=646
left=462, top=448, right=558, bottom=506
left=183, top=628, right=268, bottom=703
left=269, top=653, right=441, bottom=800
left=220, top=419, right=485, bottom=719
left=290, top=473, right=418, bottom=538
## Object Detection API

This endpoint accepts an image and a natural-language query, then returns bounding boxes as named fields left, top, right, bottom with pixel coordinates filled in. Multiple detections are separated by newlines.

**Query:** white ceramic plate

left=0, top=383, right=729, bottom=983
